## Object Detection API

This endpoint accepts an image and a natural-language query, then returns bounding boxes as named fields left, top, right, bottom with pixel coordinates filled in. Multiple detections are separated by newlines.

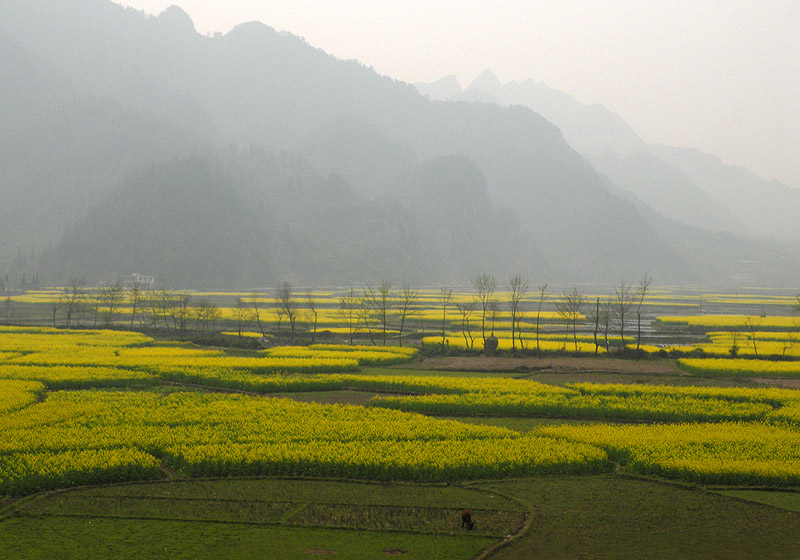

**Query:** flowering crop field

left=0, top=327, right=416, bottom=380
left=422, top=335, right=605, bottom=353
left=678, top=358, right=800, bottom=378
left=537, top=422, right=800, bottom=486
left=3, top=326, right=800, bottom=496
left=263, top=344, right=416, bottom=366
left=656, top=315, right=800, bottom=330
left=0, top=385, right=608, bottom=495
left=370, top=380, right=800, bottom=423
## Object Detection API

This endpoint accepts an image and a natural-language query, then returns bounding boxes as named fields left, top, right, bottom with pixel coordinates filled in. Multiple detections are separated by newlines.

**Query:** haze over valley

left=2, top=0, right=798, bottom=288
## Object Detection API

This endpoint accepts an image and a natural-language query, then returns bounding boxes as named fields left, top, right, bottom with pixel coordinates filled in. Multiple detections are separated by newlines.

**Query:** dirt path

left=413, top=356, right=684, bottom=376
left=751, top=378, right=800, bottom=389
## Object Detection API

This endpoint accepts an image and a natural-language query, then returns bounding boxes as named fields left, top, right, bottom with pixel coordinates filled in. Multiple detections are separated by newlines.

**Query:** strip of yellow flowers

left=0, top=385, right=608, bottom=495
left=537, top=422, right=800, bottom=486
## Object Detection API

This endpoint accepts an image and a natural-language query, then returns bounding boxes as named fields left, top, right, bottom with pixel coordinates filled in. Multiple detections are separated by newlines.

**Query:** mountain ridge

left=2, top=1, right=797, bottom=286
left=418, top=68, right=800, bottom=243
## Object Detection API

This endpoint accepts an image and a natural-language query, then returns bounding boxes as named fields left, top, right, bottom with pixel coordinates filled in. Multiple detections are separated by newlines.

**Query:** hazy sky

left=117, top=1, right=799, bottom=188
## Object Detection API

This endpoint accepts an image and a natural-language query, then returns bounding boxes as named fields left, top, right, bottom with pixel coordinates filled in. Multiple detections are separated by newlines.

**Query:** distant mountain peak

left=434, top=74, right=462, bottom=92
left=156, top=5, right=196, bottom=35
left=467, top=69, right=502, bottom=95
left=414, top=75, right=462, bottom=100
left=224, top=20, right=283, bottom=45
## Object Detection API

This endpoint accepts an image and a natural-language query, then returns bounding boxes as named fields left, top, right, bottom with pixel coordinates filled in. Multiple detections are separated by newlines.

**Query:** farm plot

left=0, top=385, right=609, bottom=495
left=3, top=326, right=800, bottom=494
left=536, top=421, right=800, bottom=486
left=1, top=479, right=526, bottom=560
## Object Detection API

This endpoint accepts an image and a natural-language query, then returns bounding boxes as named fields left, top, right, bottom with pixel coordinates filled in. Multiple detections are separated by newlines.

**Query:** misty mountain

left=0, top=33, right=208, bottom=253
left=42, top=151, right=533, bottom=287
left=420, top=69, right=800, bottom=244
left=2, top=0, right=796, bottom=286
left=592, top=151, right=748, bottom=235
left=43, top=159, right=271, bottom=288
left=645, top=144, right=800, bottom=242
left=418, top=69, right=647, bottom=158
left=603, top=179, right=800, bottom=286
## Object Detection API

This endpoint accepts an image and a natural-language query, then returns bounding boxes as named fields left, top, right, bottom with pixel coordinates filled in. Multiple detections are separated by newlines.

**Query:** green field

left=2, top=479, right=511, bottom=559
left=480, top=477, right=800, bottom=560
left=4, top=477, right=800, bottom=559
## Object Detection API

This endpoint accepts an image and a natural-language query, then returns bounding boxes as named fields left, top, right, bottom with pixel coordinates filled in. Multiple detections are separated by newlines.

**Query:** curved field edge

left=477, top=476, right=800, bottom=560
left=0, top=478, right=523, bottom=560
left=4, top=476, right=800, bottom=560
left=0, top=386, right=610, bottom=496
left=535, top=421, right=800, bottom=486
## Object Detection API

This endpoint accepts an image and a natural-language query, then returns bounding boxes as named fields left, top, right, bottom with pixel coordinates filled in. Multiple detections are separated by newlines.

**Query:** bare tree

left=728, top=329, right=741, bottom=357
left=589, top=297, right=602, bottom=356
left=782, top=330, right=797, bottom=357
left=64, top=277, right=85, bottom=327
left=170, top=293, right=192, bottom=338
left=744, top=315, right=763, bottom=359
left=534, top=284, right=548, bottom=353
left=272, top=301, right=285, bottom=344
left=193, top=298, right=220, bottom=337
left=488, top=300, right=500, bottom=336
left=50, top=296, right=64, bottom=327
left=507, top=273, right=529, bottom=351
left=793, top=293, right=800, bottom=315
left=472, top=273, right=497, bottom=343
left=276, top=282, right=299, bottom=341
left=635, top=273, right=653, bottom=351
left=614, top=280, right=634, bottom=349
left=358, top=286, right=379, bottom=346
left=140, top=290, right=158, bottom=329
left=190, top=301, right=202, bottom=337
left=556, top=287, right=584, bottom=352
left=601, top=296, right=613, bottom=353
left=232, top=297, right=250, bottom=340
left=456, top=299, right=477, bottom=350
left=249, top=293, right=268, bottom=338
left=157, top=289, right=175, bottom=333
left=305, top=290, right=319, bottom=344
left=372, top=279, right=393, bottom=346
left=128, top=280, right=143, bottom=329
left=207, top=302, right=221, bottom=336
left=438, top=287, right=453, bottom=350
left=100, top=282, right=124, bottom=327
left=397, top=284, right=419, bottom=347
left=338, top=288, right=359, bottom=346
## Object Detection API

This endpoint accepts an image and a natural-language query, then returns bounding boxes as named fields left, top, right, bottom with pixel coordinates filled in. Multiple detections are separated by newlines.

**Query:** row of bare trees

left=579, top=275, right=652, bottom=354
left=248, top=273, right=656, bottom=352
left=436, top=273, right=654, bottom=354
left=48, top=278, right=126, bottom=328
left=243, top=280, right=422, bottom=346
left=332, top=281, right=421, bottom=347
left=444, top=273, right=653, bottom=354
left=38, top=272, right=800, bottom=355
left=45, top=279, right=222, bottom=338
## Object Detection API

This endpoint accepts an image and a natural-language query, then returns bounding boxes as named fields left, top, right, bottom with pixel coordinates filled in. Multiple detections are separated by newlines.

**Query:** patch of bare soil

left=751, top=378, right=800, bottom=389
left=382, top=549, right=407, bottom=556
left=305, top=550, right=337, bottom=555
left=418, top=356, right=683, bottom=376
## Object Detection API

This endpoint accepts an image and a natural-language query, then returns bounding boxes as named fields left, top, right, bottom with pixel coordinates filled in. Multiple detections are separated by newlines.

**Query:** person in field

left=461, top=508, right=475, bottom=530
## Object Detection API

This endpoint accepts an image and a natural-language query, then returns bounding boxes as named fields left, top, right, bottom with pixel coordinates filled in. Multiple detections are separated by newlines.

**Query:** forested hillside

left=2, top=0, right=798, bottom=286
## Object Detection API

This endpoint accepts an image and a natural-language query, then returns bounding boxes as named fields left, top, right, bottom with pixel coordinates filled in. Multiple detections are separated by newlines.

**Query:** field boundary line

left=28, top=512, right=502, bottom=537
left=457, top=482, right=534, bottom=560
left=706, top=489, right=800, bottom=516
left=50, top=494, right=518, bottom=513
